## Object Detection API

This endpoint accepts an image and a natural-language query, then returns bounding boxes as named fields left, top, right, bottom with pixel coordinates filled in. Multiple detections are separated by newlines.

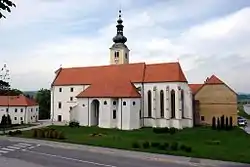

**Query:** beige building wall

left=110, top=46, right=129, bottom=64
left=194, top=84, right=237, bottom=126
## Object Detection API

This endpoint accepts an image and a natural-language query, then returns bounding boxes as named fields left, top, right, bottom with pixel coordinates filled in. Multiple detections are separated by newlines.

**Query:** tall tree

left=36, top=89, right=50, bottom=119
left=0, top=0, right=16, bottom=19
left=0, top=80, right=10, bottom=95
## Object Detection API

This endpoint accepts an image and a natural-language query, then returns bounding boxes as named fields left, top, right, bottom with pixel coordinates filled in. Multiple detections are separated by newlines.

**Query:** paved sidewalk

left=1, top=136, right=249, bottom=167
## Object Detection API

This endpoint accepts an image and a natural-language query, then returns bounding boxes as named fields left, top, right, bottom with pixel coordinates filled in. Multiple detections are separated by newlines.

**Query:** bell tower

left=110, top=10, right=130, bottom=65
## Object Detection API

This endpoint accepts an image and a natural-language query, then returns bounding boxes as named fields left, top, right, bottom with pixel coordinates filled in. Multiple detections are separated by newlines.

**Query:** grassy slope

left=20, top=125, right=250, bottom=164
left=238, top=104, right=250, bottom=119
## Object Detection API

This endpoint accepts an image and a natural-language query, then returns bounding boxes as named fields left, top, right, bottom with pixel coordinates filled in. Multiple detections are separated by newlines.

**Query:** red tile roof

left=0, top=95, right=38, bottom=107
left=52, top=62, right=187, bottom=86
left=76, top=75, right=141, bottom=98
left=189, top=84, right=204, bottom=94
left=205, top=75, right=224, bottom=84
left=189, top=75, right=236, bottom=95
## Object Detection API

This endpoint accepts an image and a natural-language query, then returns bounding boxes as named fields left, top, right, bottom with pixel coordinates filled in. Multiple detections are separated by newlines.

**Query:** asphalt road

left=0, top=139, right=195, bottom=167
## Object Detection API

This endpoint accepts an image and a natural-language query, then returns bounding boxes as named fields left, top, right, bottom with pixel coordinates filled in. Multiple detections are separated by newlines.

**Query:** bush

left=58, top=131, right=65, bottom=139
left=163, top=142, right=169, bottom=149
left=15, top=130, right=22, bottom=135
left=169, top=127, right=177, bottom=135
left=132, top=141, right=140, bottom=148
left=170, top=142, right=178, bottom=151
left=220, top=115, right=225, bottom=130
left=225, top=117, right=229, bottom=130
left=229, top=117, right=233, bottom=129
left=185, top=146, right=192, bottom=152
left=158, top=144, right=166, bottom=150
left=142, top=141, right=150, bottom=149
left=217, top=118, right=221, bottom=130
left=212, top=117, right=216, bottom=130
left=151, top=142, right=160, bottom=148
left=180, top=144, right=187, bottom=151
left=69, top=121, right=80, bottom=128
left=32, top=129, right=38, bottom=138
left=153, top=127, right=169, bottom=134
left=8, top=131, right=13, bottom=136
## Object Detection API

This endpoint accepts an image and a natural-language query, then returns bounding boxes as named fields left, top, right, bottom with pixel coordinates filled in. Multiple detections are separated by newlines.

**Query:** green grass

left=18, top=125, right=250, bottom=164
left=238, top=104, right=250, bottom=119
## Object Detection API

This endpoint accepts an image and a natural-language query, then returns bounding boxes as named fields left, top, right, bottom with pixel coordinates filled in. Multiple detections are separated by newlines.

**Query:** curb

left=1, top=136, right=247, bottom=167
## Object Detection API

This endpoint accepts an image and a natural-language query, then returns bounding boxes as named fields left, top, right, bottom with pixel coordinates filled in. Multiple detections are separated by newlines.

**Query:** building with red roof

left=189, top=75, right=237, bottom=126
left=50, top=11, right=194, bottom=130
left=0, top=94, right=39, bottom=124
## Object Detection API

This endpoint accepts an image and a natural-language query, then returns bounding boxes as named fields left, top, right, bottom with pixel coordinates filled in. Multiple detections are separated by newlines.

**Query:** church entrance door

left=91, top=99, right=100, bottom=126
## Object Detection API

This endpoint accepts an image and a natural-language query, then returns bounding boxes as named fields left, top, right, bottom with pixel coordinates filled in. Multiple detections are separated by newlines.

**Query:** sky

left=0, top=0, right=250, bottom=93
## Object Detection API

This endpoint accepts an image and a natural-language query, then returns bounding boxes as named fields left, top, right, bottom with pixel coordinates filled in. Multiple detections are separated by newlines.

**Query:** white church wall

left=142, top=82, right=193, bottom=129
left=128, top=98, right=141, bottom=129
left=51, top=85, right=85, bottom=123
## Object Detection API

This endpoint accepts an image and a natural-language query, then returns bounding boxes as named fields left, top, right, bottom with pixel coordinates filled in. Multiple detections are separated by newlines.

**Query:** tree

left=36, top=88, right=50, bottom=120
left=0, top=114, right=7, bottom=126
left=0, top=79, right=10, bottom=95
left=0, top=0, right=16, bottom=19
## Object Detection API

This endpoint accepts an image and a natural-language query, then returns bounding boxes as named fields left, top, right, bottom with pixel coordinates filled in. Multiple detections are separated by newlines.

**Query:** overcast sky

left=0, top=0, right=250, bottom=93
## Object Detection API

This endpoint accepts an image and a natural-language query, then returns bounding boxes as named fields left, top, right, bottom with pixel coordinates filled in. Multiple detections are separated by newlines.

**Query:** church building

left=50, top=11, right=194, bottom=130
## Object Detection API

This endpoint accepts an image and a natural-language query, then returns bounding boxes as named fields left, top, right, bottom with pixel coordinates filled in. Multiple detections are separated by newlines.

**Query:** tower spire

left=112, top=10, right=127, bottom=44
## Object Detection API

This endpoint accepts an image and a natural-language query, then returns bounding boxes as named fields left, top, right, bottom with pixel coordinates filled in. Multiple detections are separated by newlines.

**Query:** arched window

left=181, top=90, right=184, bottom=118
left=147, top=90, right=152, bottom=117
left=160, top=90, right=164, bottom=118
left=171, top=90, right=175, bottom=118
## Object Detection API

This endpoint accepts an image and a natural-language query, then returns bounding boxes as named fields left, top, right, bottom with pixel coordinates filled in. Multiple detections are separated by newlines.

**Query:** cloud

left=1, top=0, right=250, bottom=92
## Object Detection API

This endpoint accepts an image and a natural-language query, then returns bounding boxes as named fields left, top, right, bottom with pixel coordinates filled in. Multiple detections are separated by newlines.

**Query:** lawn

left=18, top=125, right=250, bottom=164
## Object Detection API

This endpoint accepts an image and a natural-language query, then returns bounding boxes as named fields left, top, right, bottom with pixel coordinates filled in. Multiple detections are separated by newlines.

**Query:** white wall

left=0, top=105, right=39, bottom=124
left=51, top=85, right=86, bottom=123
left=142, top=82, right=193, bottom=129
left=54, top=81, right=193, bottom=130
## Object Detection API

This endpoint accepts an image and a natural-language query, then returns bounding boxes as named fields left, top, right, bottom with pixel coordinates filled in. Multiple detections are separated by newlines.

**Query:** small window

left=201, top=116, right=205, bottom=121
left=31, top=108, right=33, bottom=112
left=125, top=53, right=128, bottom=59
left=58, top=102, right=62, bottom=109
left=6, top=108, right=8, bottom=112
left=115, top=51, right=119, bottom=58
left=70, top=97, right=73, bottom=101
left=113, top=110, right=116, bottom=119
left=133, top=101, right=136, bottom=106
left=123, top=101, right=126, bottom=106
left=20, top=108, right=23, bottom=113
left=31, top=116, right=32, bottom=120
left=59, top=88, right=62, bottom=92
left=70, top=87, right=74, bottom=92
left=104, top=101, right=107, bottom=105
left=20, top=117, right=23, bottom=121
left=113, top=101, right=116, bottom=105
left=14, top=117, right=17, bottom=120
left=15, top=108, right=17, bottom=112
left=70, top=107, right=73, bottom=110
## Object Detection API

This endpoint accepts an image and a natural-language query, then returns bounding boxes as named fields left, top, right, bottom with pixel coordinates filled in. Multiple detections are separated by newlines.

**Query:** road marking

left=28, top=146, right=35, bottom=149
left=0, top=150, right=9, bottom=153
left=7, top=146, right=20, bottom=149
left=25, top=150, right=117, bottom=167
left=1, top=148, right=15, bottom=151
left=14, top=144, right=29, bottom=148
left=17, top=143, right=32, bottom=146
